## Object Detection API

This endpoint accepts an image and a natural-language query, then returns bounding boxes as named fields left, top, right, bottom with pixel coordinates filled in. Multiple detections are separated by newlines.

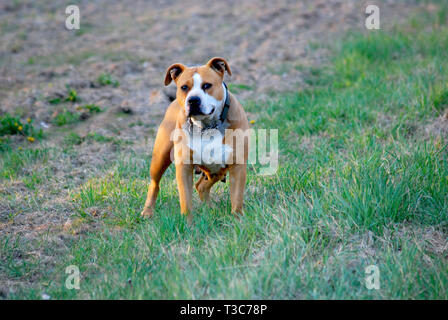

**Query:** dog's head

left=164, top=57, right=232, bottom=121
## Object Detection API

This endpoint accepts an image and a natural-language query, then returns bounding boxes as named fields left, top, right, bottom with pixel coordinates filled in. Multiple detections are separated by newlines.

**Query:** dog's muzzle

left=187, top=96, right=203, bottom=116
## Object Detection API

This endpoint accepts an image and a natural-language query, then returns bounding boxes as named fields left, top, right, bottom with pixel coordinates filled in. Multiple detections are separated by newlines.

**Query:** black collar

left=220, top=82, right=230, bottom=122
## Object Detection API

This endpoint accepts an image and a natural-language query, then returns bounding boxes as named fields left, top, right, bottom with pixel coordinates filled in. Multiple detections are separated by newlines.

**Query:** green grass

left=0, top=114, right=42, bottom=150
left=0, top=147, right=51, bottom=193
left=0, top=114, right=41, bottom=138
left=47, top=88, right=79, bottom=105
left=97, top=73, right=120, bottom=87
left=65, top=89, right=79, bottom=103
left=80, top=104, right=102, bottom=114
left=52, top=109, right=80, bottom=126
left=2, top=10, right=448, bottom=299
left=62, top=132, right=132, bottom=148
left=63, top=132, right=83, bottom=146
left=0, top=148, right=49, bottom=180
left=228, top=83, right=253, bottom=93
left=52, top=104, right=102, bottom=127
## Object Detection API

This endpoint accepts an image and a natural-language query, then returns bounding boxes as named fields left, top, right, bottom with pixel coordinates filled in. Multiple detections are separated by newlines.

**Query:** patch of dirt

left=424, top=110, right=448, bottom=138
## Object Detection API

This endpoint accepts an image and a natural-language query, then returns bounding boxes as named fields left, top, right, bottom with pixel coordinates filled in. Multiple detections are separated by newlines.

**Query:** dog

left=141, top=57, right=249, bottom=218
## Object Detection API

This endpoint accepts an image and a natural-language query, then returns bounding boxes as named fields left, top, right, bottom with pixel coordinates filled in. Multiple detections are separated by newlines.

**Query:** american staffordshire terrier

left=141, top=57, right=249, bottom=218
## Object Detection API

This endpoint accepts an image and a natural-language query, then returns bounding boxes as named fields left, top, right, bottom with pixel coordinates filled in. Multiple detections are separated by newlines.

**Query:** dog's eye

left=202, top=83, right=212, bottom=90
left=181, top=85, right=189, bottom=92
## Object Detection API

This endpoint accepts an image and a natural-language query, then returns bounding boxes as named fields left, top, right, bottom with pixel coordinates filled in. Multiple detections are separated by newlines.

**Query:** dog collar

left=220, top=82, right=230, bottom=122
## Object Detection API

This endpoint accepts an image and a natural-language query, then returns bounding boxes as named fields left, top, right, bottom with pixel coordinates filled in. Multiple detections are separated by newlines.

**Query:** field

left=1, top=1, right=448, bottom=299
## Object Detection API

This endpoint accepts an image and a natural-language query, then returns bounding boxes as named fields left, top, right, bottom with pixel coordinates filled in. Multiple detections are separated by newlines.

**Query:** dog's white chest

left=184, top=128, right=233, bottom=173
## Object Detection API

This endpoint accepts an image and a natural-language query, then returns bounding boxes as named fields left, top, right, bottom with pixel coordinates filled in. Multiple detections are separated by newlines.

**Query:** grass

left=0, top=148, right=49, bottom=180
left=52, top=109, right=81, bottom=126
left=1, top=8, right=448, bottom=299
left=0, top=114, right=42, bottom=150
left=97, top=73, right=120, bottom=87
left=79, top=104, right=102, bottom=114
left=228, top=83, right=253, bottom=93
left=47, top=88, right=79, bottom=105
left=52, top=104, right=102, bottom=127
left=0, top=147, right=51, bottom=193
left=62, top=131, right=131, bottom=148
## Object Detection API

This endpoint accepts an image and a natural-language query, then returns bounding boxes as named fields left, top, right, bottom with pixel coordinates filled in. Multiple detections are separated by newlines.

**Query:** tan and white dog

left=141, top=57, right=249, bottom=218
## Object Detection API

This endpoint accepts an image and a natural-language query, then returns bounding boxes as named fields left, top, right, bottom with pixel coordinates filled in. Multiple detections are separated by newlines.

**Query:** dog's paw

left=140, top=207, right=154, bottom=218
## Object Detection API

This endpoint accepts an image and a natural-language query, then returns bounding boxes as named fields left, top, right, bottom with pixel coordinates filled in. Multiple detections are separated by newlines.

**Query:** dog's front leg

left=176, top=163, right=193, bottom=216
left=141, top=138, right=173, bottom=217
left=229, top=164, right=247, bottom=215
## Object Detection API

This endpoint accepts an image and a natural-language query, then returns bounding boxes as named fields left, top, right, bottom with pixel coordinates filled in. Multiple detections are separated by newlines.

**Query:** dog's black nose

left=187, top=96, right=202, bottom=115
left=188, top=96, right=201, bottom=108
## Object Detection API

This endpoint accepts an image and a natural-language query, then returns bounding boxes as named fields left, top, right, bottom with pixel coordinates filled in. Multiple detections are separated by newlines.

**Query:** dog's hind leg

left=195, top=175, right=216, bottom=202
left=195, top=170, right=225, bottom=202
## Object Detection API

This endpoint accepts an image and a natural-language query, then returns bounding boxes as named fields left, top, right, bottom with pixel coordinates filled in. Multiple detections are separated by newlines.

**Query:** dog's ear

left=164, top=63, right=185, bottom=86
left=206, top=57, right=232, bottom=77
